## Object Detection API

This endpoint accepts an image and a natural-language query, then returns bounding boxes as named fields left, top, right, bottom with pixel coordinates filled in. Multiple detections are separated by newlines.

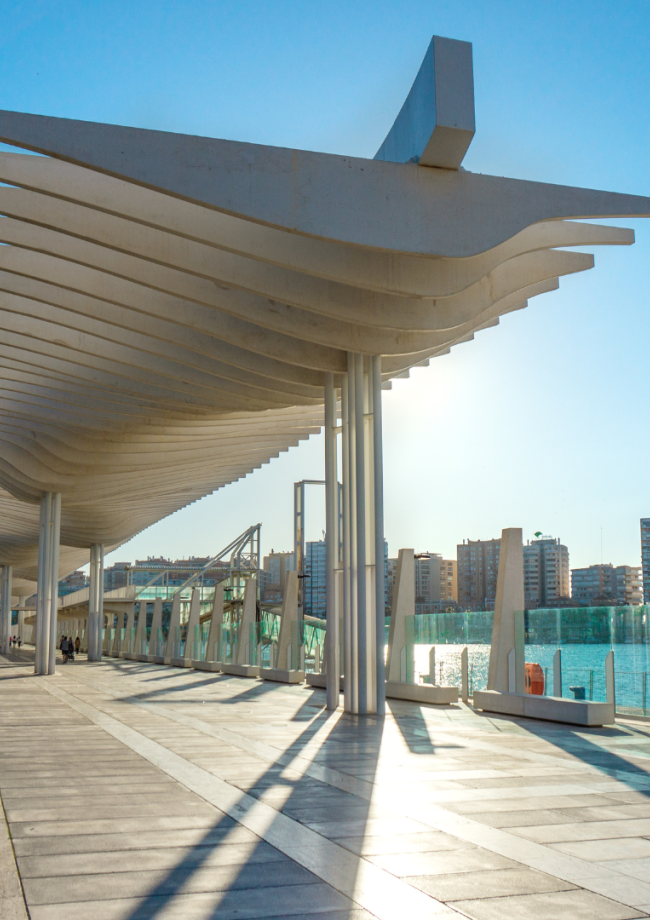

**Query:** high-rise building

left=261, top=550, right=295, bottom=603
left=440, top=559, right=457, bottom=606
left=641, top=519, right=650, bottom=603
left=415, top=553, right=442, bottom=607
left=304, top=541, right=327, bottom=618
left=523, top=537, right=570, bottom=608
left=457, top=539, right=501, bottom=611
left=304, top=540, right=389, bottom=619
left=103, top=561, right=130, bottom=593
left=572, top=564, right=643, bottom=606
left=616, top=566, right=643, bottom=605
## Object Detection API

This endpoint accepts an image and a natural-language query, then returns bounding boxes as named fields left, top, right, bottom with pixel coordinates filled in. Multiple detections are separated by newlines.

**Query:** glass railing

left=403, top=607, right=650, bottom=714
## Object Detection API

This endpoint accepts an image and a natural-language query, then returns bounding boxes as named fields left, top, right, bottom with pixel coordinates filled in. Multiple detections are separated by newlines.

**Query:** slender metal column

left=88, top=543, right=105, bottom=661
left=353, top=353, right=368, bottom=713
left=35, top=493, right=51, bottom=675
left=346, top=354, right=360, bottom=712
left=341, top=370, right=353, bottom=713
left=46, top=492, right=61, bottom=675
left=324, top=373, right=340, bottom=710
left=372, top=356, right=386, bottom=716
left=1, top=565, right=12, bottom=653
left=34, top=493, right=61, bottom=675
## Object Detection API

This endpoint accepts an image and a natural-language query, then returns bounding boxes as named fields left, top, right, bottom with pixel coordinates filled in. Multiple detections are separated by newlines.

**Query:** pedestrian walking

left=75, top=636, right=80, bottom=655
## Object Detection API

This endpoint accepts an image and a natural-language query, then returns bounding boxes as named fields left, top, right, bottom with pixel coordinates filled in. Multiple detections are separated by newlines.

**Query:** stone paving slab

left=4, top=653, right=650, bottom=919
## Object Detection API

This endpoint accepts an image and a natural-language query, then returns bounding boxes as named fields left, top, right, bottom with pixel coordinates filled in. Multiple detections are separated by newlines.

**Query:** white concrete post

left=461, top=647, right=469, bottom=702
left=236, top=578, right=257, bottom=666
left=386, top=549, right=415, bottom=682
left=35, top=492, right=61, bottom=676
left=276, top=571, right=298, bottom=670
left=184, top=588, right=202, bottom=662
left=120, top=606, right=135, bottom=656
left=429, top=646, right=436, bottom=685
left=487, top=527, right=525, bottom=694
left=0, top=566, right=12, bottom=654
left=133, top=601, right=147, bottom=656
left=606, top=650, right=616, bottom=708
left=149, top=597, right=163, bottom=656
left=206, top=584, right=224, bottom=662
left=324, top=372, right=340, bottom=709
left=87, top=543, right=104, bottom=661
left=164, top=593, right=182, bottom=661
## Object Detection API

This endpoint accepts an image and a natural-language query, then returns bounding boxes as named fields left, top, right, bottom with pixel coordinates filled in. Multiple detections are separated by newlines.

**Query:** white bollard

left=553, top=649, right=562, bottom=698
left=461, top=647, right=469, bottom=702
left=606, top=650, right=616, bottom=708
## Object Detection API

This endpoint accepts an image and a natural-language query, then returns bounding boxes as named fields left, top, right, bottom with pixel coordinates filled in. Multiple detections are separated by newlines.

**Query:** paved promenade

left=2, top=653, right=650, bottom=919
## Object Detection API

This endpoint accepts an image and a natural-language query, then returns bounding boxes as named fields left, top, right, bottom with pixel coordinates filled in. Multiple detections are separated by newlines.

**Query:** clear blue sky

left=2, top=1, right=650, bottom=570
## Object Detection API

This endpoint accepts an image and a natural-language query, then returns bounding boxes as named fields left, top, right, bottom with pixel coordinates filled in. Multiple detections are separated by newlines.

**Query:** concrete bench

left=472, top=690, right=615, bottom=726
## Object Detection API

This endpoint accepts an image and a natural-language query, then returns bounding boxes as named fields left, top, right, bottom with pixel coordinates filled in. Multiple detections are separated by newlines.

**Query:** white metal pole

left=47, top=492, right=61, bottom=674
left=88, top=545, right=97, bottom=660
left=341, top=369, right=352, bottom=713
left=372, top=356, right=386, bottom=716
left=97, top=543, right=105, bottom=659
left=1, top=566, right=12, bottom=653
left=324, top=373, right=340, bottom=710
left=347, top=353, right=359, bottom=713
left=354, top=353, right=367, bottom=714
left=35, top=493, right=50, bottom=675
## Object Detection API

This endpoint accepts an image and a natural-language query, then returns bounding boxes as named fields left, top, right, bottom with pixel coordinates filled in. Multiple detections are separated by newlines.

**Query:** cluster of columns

left=28, top=490, right=105, bottom=674
left=324, top=354, right=385, bottom=715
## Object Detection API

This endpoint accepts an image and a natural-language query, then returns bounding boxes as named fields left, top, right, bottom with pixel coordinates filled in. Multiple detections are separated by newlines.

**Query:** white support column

left=342, top=366, right=354, bottom=712
left=324, top=372, right=340, bottom=710
left=133, top=601, right=147, bottom=657
left=184, top=588, right=202, bottom=663
left=164, top=593, right=182, bottom=661
left=87, top=543, right=104, bottom=662
left=149, top=598, right=163, bottom=658
left=206, top=584, right=224, bottom=662
left=487, top=528, right=525, bottom=694
left=35, top=492, right=61, bottom=676
left=338, top=353, right=384, bottom=715
left=1, top=565, right=12, bottom=654
left=371, top=356, right=386, bottom=715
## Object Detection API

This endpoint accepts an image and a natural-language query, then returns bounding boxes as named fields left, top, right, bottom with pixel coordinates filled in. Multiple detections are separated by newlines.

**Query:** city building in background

left=103, top=561, right=130, bottom=593
left=572, top=563, right=643, bottom=606
left=112, top=556, right=231, bottom=590
left=641, top=518, right=650, bottom=603
left=414, top=554, right=458, bottom=614
left=303, top=540, right=388, bottom=619
left=440, top=559, right=458, bottom=607
left=58, top=569, right=89, bottom=597
left=457, top=538, right=501, bottom=611
left=304, top=541, right=327, bottom=618
left=261, top=550, right=295, bottom=604
left=523, top=537, right=570, bottom=608
left=386, top=557, right=398, bottom=614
